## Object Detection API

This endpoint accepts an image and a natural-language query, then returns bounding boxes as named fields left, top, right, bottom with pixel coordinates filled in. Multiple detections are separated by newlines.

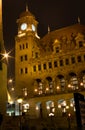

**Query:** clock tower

left=17, top=6, right=38, bottom=37
left=15, top=6, right=40, bottom=98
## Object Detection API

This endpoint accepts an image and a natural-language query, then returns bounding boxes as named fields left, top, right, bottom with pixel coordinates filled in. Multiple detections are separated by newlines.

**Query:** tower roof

left=19, top=5, right=34, bottom=18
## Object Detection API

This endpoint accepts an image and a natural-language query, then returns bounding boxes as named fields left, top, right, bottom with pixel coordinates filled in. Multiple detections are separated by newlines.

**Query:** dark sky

left=2, top=0, right=85, bottom=77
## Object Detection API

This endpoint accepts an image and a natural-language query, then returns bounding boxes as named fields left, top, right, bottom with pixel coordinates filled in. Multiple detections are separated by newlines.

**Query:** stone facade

left=12, top=7, right=85, bottom=128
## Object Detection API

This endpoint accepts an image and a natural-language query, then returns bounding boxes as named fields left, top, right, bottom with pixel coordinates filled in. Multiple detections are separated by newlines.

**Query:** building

left=7, top=5, right=85, bottom=128
left=0, top=0, right=7, bottom=115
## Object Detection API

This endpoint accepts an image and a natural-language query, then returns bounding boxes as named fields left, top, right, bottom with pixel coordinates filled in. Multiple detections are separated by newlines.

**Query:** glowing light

left=8, top=79, right=13, bottom=83
left=11, top=87, right=14, bottom=91
left=0, top=49, right=14, bottom=63
left=56, top=86, right=60, bottom=90
left=68, top=84, right=71, bottom=88
left=17, top=98, right=23, bottom=103
left=46, top=87, right=49, bottom=91
left=68, top=113, right=71, bottom=117
left=18, top=33, right=25, bottom=37
left=34, top=89, right=38, bottom=92
left=49, top=113, right=54, bottom=117
left=58, top=104, right=61, bottom=108
left=80, top=82, right=83, bottom=86
left=70, top=103, right=73, bottom=107
left=47, top=106, right=50, bottom=109
left=66, top=105, right=69, bottom=109
left=36, top=106, right=39, bottom=110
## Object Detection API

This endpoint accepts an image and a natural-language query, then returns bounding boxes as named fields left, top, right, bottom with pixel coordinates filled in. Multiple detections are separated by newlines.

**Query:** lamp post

left=67, top=113, right=71, bottom=128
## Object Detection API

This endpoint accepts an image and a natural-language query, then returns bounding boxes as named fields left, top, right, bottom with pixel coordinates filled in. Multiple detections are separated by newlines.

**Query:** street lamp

left=67, top=113, right=71, bottom=128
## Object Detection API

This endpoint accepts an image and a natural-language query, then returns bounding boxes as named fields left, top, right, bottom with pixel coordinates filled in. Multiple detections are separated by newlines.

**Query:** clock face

left=32, top=24, right=35, bottom=31
left=21, top=23, right=27, bottom=30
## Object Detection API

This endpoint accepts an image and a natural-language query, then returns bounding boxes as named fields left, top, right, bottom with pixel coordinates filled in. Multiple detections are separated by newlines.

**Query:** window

left=79, top=41, right=83, bottom=48
left=43, top=63, right=46, bottom=70
left=25, top=67, right=28, bottom=74
left=70, top=77, right=78, bottom=90
left=20, top=56, right=23, bottom=62
left=65, top=58, right=69, bottom=65
left=60, top=60, right=63, bottom=66
left=19, top=45, right=22, bottom=50
left=84, top=55, right=85, bottom=61
left=25, top=55, right=27, bottom=61
left=23, top=44, right=24, bottom=49
left=54, top=61, right=57, bottom=67
left=71, top=57, right=75, bottom=64
left=23, top=88, right=28, bottom=96
left=56, top=47, right=59, bottom=53
left=20, top=68, right=23, bottom=74
left=35, top=52, right=38, bottom=58
left=38, top=82, right=43, bottom=95
left=77, top=56, right=81, bottom=62
left=38, top=64, right=41, bottom=71
left=60, top=78, right=65, bottom=91
left=26, top=43, right=28, bottom=48
left=33, top=65, right=36, bottom=72
left=49, top=62, right=52, bottom=69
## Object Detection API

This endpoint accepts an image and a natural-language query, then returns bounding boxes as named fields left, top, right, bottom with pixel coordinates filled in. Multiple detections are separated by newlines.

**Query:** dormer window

left=79, top=41, right=83, bottom=48
left=35, top=52, right=38, bottom=58
left=56, top=47, right=59, bottom=53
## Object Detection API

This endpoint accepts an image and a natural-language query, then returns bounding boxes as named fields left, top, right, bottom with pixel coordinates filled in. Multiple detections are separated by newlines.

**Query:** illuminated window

left=46, top=101, right=55, bottom=114
left=38, top=82, right=43, bottom=94
left=60, top=78, right=65, bottom=91
left=23, top=88, right=28, bottom=96
left=70, top=76, right=78, bottom=90
left=83, top=75, right=85, bottom=88
left=58, top=99, right=67, bottom=115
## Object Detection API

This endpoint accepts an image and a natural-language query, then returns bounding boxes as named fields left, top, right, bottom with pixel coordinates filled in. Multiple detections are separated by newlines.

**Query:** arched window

left=70, top=98, right=75, bottom=111
left=34, top=79, right=43, bottom=95
left=46, top=77, right=54, bottom=93
left=57, top=75, right=66, bottom=91
left=70, top=76, right=78, bottom=90
left=36, top=102, right=43, bottom=118
left=69, top=73, right=78, bottom=90
left=58, top=99, right=67, bottom=115
left=46, top=101, right=55, bottom=115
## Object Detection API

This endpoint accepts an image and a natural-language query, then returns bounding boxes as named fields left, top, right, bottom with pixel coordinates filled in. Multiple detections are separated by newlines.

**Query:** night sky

left=2, top=0, right=85, bottom=77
